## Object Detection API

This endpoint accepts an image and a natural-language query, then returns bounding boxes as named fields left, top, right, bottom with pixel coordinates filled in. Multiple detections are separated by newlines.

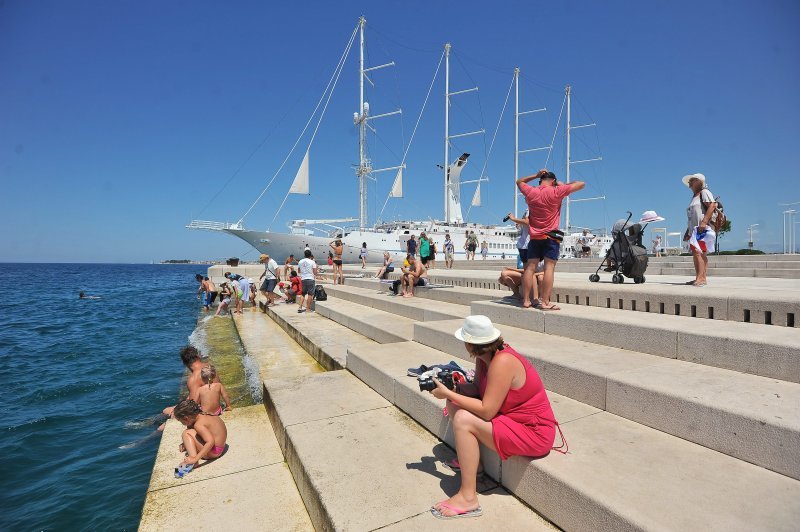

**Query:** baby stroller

left=589, top=211, right=649, bottom=284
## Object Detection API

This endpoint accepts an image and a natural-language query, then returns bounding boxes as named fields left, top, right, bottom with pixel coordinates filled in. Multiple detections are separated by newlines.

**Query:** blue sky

left=1, top=0, right=798, bottom=262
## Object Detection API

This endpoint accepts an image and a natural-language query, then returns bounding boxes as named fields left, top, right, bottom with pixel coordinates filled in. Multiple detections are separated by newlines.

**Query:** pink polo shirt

left=519, top=183, right=573, bottom=239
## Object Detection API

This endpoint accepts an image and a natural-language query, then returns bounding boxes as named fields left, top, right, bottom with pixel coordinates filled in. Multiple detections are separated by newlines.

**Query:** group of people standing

left=257, top=251, right=319, bottom=313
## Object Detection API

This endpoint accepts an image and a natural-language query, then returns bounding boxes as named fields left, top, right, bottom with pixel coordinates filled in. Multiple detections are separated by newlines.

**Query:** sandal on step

left=442, top=458, right=461, bottom=472
left=540, top=304, right=561, bottom=311
left=431, top=502, right=483, bottom=520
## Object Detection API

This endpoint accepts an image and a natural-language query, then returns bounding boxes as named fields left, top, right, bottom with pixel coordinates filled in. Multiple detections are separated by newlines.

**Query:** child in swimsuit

left=173, top=399, right=228, bottom=466
left=198, top=365, right=232, bottom=416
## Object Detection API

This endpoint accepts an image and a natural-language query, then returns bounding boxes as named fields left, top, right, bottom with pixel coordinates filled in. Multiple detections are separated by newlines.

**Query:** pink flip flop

left=431, top=502, right=483, bottom=519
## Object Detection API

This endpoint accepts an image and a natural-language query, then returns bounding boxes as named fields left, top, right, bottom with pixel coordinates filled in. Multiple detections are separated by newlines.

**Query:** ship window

left=404, top=231, right=409, bottom=234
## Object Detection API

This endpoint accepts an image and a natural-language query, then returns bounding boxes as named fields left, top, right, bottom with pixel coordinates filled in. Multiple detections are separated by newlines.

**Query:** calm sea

left=0, top=263, right=208, bottom=531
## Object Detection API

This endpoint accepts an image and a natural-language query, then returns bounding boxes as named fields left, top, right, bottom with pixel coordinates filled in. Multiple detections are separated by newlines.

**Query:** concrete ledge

left=347, top=267, right=800, bottom=327
left=502, top=412, right=800, bottom=532
left=315, top=298, right=414, bottom=343
left=472, top=299, right=800, bottom=381
left=263, top=370, right=391, bottom=455
left=326, top=283, right=470, bottom=321
left=473, top=300, right=675, bottom=357
left=266, top=301, right=379, bottom=370
left=729, top=293, right=800, bottom=327
left=140, top=463, right=312, bottom=532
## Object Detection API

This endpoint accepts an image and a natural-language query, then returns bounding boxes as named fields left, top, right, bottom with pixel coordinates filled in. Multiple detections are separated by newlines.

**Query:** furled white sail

left=390, top=167, right=403, bottom=198
left=471, top=183, right=481, bottom=206
left=289, top=150, right=310, bottom=195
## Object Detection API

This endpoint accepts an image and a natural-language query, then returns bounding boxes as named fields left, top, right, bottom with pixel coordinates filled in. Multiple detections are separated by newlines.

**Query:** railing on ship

left=186, top=220, right=244, bottom=231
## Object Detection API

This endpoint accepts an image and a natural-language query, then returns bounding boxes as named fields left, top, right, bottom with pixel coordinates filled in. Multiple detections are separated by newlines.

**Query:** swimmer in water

left=79, top=291, right=100, bottom=299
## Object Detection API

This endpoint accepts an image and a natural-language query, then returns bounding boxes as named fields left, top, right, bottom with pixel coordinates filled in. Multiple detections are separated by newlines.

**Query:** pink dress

left=477, top=345, right=558, bottom=460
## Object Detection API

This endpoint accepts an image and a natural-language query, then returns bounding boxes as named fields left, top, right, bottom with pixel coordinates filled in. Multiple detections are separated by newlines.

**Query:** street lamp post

left=785, top=210, right=797, bottom=254
left=747, top=224, right=759, bottom=249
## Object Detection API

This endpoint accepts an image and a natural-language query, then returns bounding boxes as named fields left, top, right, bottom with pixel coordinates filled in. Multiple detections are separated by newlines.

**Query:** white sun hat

left=682, top=173, right=706, bottom=187
left=639, top=210, right=665, bottom=223
left=454, top=315, right=502, bottom=345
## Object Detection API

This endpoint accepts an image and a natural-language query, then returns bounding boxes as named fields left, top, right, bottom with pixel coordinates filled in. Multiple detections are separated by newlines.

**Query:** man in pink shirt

left=516, top=169, right=585, bottom=310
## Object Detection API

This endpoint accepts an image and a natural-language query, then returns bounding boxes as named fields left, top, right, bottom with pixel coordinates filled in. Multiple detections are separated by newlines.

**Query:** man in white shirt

left=297, top=250, right=318, bottom=313
left=258, top=253, right=281, bottom=307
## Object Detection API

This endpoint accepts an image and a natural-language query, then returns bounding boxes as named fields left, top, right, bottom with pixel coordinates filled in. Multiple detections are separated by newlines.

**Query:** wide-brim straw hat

left=259, top=253, right=268, bottom=262
left=682, top=173, right=706, bottom=187
left=639, top=210, right=665, bottom=223
left=454, top=315, right=502, bottom=345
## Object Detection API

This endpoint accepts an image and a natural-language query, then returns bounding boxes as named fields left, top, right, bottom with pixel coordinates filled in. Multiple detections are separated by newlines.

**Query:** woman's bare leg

left=521, top=260, right=537, bottom=307
left=697, top=251, right=708, bottom=283
left=692, top=250, right=701, bottom=282
left=433, top=408, right=494, bottom=516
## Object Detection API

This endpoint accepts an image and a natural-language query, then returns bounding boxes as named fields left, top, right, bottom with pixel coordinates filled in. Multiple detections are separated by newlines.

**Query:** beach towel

left=689, top=226, right=716, bottom=254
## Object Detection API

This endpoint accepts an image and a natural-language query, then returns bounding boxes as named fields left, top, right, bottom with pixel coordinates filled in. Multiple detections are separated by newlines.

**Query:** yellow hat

left=259, top=254, right=268, bottom=262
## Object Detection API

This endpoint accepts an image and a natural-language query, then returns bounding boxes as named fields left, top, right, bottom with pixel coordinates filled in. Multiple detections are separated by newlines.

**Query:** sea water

left=0, top=263, right=253, bottom=530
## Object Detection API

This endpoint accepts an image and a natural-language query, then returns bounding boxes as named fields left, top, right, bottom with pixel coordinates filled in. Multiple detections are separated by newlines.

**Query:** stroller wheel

left=611, top=274, right=620, bottom=284
left=640, top=276, right=646, bottom=284
left=589, top=274, right=600, bottom=283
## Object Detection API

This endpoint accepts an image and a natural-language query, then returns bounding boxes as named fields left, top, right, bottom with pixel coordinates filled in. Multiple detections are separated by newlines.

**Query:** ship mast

left=563, top=85, right=603, bottom=233
left=353, top=16, right=403, bottom=230
left=514, top=67, right=519, bottom=217
left=357, top=17, right=369, bottom=230
left=443, top=43, right=451, bottom=223
left=565, top=85, right=571, bottom=233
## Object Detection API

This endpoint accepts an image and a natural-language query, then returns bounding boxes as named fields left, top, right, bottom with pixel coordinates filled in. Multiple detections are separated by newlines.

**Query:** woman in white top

left=683, top=173, right=717, bottom=287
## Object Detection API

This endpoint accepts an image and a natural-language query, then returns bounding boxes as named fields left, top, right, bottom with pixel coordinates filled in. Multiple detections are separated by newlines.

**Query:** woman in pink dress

left=428, top=315, right=564, bottom=520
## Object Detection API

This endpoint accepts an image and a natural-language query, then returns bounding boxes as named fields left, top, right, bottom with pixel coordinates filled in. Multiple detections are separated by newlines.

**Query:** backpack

left=701, top=193, right=727, bottom=233
left=314, top=285, right=327, bottom=301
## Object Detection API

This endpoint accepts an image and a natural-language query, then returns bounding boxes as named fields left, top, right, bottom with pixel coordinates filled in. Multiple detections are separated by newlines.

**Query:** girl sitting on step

left=427, top=315, right=566, bottom=520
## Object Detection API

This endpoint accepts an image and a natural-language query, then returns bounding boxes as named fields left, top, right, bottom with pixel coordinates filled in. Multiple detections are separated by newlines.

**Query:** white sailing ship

left=188, top=17, right=609, bottom=263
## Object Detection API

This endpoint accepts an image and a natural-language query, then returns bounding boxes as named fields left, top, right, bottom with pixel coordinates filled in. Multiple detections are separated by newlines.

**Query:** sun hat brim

left=682, top=174, right=706, bottom=187
left=454, top=326, right=502, bottom=345
left=640, top=216, right=665, bottom=223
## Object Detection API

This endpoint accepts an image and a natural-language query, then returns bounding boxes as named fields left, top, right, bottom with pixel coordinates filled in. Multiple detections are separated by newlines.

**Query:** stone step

left=314, top=297, right=416, bottom=344
left=470, top=299, right=800, bottom=383
left=344, top=268, right=800, bottom=328
left=263, top=300, right=379, bottom=370
left=319, top=283, right=800, bottom=383
left=412, top=320, right=800, bottom=480
left=346, top=342, right=800, bottom=532
left=262, top=369, right=555, bottom=531
left=325, top=283, right=470, bottom=321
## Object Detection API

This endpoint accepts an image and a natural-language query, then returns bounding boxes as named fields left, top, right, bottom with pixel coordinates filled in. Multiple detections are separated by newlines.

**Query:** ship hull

left=222, top=224, right=521, bottom=264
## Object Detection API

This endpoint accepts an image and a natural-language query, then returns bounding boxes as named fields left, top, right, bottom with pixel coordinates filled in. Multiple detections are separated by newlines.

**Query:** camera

left=418, top=369, right=459, bottom=392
